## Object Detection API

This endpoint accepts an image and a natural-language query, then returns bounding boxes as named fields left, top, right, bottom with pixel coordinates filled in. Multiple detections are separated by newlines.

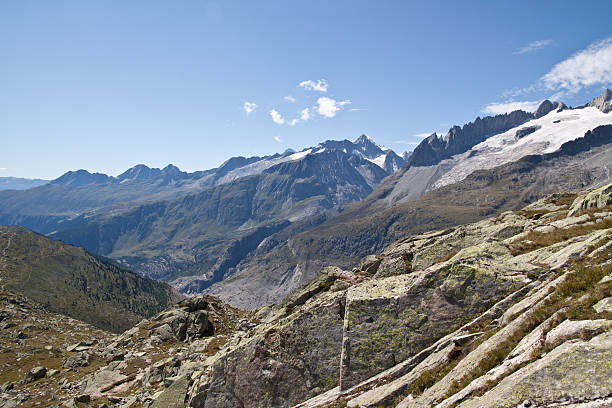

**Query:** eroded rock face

left=339, top=260, right=523, bottom=389
left=204, top=291, right=346, bottom=408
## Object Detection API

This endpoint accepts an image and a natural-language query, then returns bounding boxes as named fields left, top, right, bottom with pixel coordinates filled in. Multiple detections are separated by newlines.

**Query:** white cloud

left=300, top=107, right=311, bottom=121
left=284, top=96, right=296, bottom=103
left=274, top=135, right=282, bottom=143
left=269, top=109, right=285, bottom=125
left=483, top=100, right=541, bottom=115
left=414, top=132, right=433, bottom=138
left=0, top=168, right=7, bottom=171
left=316, top=97, right=351, bottom=118
left=243, top=101, right=257, bottom=114
left=299, top=79, right=328, bottom=92
left=541, top=37, right=612, bottom=93
left=288, top=119, right=300, bottom=126
left=513, top=39, right=553, bottom=55
left=349, top=108, right=367, bottom=112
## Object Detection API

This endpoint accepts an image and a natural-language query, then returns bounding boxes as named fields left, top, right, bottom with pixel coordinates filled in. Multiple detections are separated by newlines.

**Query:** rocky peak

left=534, top=99, right=560, bottom=118
left=586, top=88, right=612, bottom=113
left=353, top=134, right=372, bottom=145
left=50, top=169, right=112, bottom=187
left=117, top=164, right=162, bottom=181
left=353, top=134, right=385, bottom=158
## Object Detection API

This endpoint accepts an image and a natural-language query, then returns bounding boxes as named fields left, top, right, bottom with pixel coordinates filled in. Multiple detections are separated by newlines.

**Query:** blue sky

left=1, top=1, right=611, bottom=179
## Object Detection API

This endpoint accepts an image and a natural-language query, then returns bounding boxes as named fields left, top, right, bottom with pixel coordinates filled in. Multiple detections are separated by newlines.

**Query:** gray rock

left=457, top=332, right=612, bottom=408
left=46, top=369, right=60, bottom=378
left=151, top=375, right=190, bottom=408
left=545, top=319, right=612, bottom=347
left=340, top=261, right=522, bottom=390
left=585, top=88, right=612, bottom=113
left=0, top=381, right=13, bottom=392
left=74, top=394, right=91, bottom=403
left=24, top=366, right=47, bottom=383
left=515, top=125, right=540, bottom=139
left=593, top=297, right=612, bottom=314
left=534, top=100, right=559, bottom=118
left=63, top=351, right=89, bottom=369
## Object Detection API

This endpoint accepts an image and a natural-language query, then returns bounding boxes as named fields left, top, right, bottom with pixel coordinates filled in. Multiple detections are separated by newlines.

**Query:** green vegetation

left=0, top=226, right=183, bottom=332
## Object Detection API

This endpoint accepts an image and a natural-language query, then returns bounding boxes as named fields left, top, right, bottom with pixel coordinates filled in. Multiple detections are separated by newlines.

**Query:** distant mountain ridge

left=0, top=135, right=403, bottom=227
left=0, top=177, right=48, bottom=191
left=0, top=135, right=406, bottom=293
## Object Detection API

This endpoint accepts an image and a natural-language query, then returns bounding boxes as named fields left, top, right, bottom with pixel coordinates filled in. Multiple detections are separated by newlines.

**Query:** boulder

left=63, top=351, right=90, bottom=369
left=24, top=366, right=47, bottom=383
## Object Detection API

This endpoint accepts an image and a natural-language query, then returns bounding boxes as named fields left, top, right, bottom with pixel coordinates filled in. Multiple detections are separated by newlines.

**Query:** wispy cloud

left=274, top=135, right=282, bottom=143
left=541, top=36, right=612, bottom=93
left=243, top=101, right=257, bottom=114
left=502, top=36, right=612, bottom=100
left=513, top=39, right=553, bottom=55
left=299, top=79, right=328, bottom=92
left=349, top=108, right=367, bottom=112
left=269, top=109, right=284, bottom=125
left=414, top=132, right=433, bottom=138
left=483, top=100, right=541, bottom=115
left=0, top=168, right=7, bottom=171
left=300, top=108, right=311, bottom=121
left=317, top=97, right=351, bottom=118
left=284, top=96, right=296, bottom=103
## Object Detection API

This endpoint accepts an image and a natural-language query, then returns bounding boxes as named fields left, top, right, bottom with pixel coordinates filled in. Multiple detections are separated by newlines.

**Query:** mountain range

left=0, top=89, right=610, bottom=310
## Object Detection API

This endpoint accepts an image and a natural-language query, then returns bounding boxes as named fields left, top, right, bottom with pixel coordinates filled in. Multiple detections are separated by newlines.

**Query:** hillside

left=0, top=226, right=183, bottom=332
left=2, top=182, right=609, bottom=408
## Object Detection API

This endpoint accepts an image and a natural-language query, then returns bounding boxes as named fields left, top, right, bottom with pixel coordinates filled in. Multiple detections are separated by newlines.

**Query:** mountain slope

left=205, top=123, right=612, bottom=308
left=47, top=149, right=389, bottom=285
left=0, top=225, right=183, bottom=332
left=5, top=183, right=607, bottom=408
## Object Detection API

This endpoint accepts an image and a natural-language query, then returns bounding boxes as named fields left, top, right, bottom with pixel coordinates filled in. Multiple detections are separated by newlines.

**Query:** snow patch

left=366, top=153, right=389, bottom=169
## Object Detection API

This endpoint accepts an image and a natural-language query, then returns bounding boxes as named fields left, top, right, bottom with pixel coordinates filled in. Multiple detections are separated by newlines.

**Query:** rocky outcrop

left=339, top=259, right=524, bottom=389
left=568, top=182, right=612, bottom=215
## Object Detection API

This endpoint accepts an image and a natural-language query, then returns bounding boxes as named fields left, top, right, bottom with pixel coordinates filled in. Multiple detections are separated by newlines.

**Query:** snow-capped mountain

left=384, top=89, right=612, bottom=205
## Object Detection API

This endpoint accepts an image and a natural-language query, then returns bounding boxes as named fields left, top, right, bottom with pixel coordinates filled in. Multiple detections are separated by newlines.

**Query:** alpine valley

left=1, top=89, right=612, bottom=408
